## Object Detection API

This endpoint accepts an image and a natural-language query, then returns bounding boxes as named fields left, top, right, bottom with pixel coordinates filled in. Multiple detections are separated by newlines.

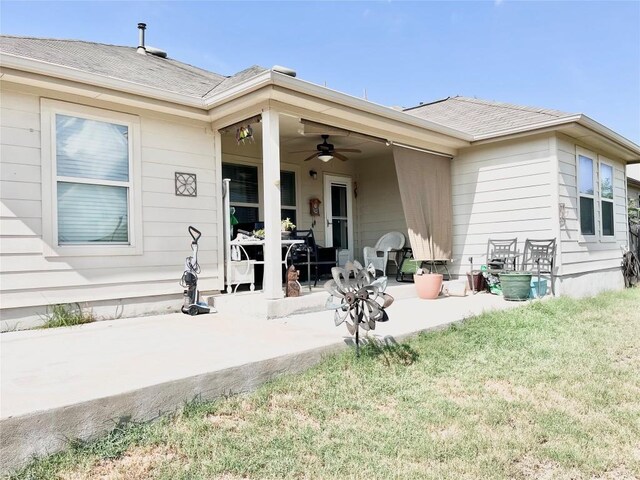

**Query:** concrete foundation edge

left=0, top=342, right=346, bottom=475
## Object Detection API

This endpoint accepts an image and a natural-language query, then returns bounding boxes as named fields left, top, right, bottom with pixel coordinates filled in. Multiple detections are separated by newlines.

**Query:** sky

left=2, top=1, right=639, bottom=143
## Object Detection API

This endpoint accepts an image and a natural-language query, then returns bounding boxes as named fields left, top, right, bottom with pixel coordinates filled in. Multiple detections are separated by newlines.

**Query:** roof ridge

left=403, top=97, right=450, bottom=111
left=0, top=34, right=131, bottom=50
left=451, top=95, right=571, bottom=117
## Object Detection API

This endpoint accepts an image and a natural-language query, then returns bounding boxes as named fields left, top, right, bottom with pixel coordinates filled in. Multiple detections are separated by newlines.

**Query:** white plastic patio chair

left=363, top=232, right=405, bottom=276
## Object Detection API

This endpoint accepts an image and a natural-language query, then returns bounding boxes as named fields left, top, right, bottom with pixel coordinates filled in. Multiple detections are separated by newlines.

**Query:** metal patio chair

left=486, top=238, right=519, bottom=272
left=521, top=238, right=557, bottom=296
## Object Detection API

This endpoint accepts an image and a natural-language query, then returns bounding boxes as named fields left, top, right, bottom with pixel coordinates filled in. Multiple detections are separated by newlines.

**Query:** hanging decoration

left=235, top=124, right=254, bottom=145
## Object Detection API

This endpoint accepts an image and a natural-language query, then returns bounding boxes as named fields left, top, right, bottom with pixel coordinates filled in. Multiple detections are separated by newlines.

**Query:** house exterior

left=1, top=33, right=639, bottom=330
left=628, top=166, right=640, bottom=205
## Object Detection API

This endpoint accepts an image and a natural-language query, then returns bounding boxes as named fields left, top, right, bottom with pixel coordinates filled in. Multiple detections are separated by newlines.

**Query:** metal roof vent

left=136, top=23, right=167, bottom=58
left=272, top=65, right=296, bottom=77
left=137, top=23, right=147, bottom=55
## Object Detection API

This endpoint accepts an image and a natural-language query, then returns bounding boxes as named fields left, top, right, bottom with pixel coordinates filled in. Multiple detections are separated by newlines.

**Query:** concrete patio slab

left=1, top=291, right=520, bottom=474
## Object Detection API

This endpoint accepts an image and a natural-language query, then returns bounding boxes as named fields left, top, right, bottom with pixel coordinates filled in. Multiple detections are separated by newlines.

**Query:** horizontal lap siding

left=556, top=133, right=628, bottom=276
left=451, top=134, right=554, bottom=275
left=355, top=155, right=406, bottom=263
left=0, top=85, right=220, bottom=309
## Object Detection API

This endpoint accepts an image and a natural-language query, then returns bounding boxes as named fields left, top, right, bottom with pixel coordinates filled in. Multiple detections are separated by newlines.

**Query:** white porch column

left=261, top=109, right=283, bottom=299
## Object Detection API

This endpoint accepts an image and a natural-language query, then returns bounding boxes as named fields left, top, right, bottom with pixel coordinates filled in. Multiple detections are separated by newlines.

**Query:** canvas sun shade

left=393, top=146, right=452, bottom=261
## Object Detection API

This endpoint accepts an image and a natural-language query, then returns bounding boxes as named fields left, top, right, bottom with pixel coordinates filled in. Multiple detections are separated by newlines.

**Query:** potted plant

left=414, top=267, right=443, bottom=299
left=499, top=271, right=533, bottom=301
left=281, top=218, right=296, bottom=239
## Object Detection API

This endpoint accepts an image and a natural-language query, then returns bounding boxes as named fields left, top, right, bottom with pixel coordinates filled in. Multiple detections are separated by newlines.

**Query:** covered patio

left=211, top=82, right=466, bottom=303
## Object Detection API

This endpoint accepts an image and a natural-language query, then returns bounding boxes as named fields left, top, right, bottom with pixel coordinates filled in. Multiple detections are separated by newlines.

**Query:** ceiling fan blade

left=333, top=152, right=349, bottom=162
left=303, top=152, right=318, bottom=162
left=334, top=148, right=362, bottom=153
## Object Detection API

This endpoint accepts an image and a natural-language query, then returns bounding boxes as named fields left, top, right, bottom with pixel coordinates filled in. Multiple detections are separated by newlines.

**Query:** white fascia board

left=575, top=115, right=640, bottom=157
left=269, top=72, right=474, bottom=142
left=0, top=53, right=205, bottom=108
left=471, top=115, right=584, bottom=141
left=202, top=70, right=275, bottom=109
left=472, top=114, right=640, bottom=162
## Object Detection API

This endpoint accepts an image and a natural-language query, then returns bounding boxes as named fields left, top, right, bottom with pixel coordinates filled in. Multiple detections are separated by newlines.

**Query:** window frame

left=598, top=156, right=616, bottom=241
left=41, top=99, right=143, bottom=257
left=576, top=147, right=597, bottom=242
left=222, top=159, right=300, bottom=227
left=222, top=161, right=261, bottom=224
left=280, top=169, right=298, bottom=224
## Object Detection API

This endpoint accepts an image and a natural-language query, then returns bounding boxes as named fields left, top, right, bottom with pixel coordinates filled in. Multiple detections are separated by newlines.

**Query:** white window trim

left=576, top=147, right=597, bottom=243
left=598, top=156, right=616, bottom=242
left=41, top=99, right=143, bottom=257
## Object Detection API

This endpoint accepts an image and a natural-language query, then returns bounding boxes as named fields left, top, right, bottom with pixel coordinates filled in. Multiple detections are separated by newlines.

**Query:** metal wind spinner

left=325, top=261, right=394, bottom=355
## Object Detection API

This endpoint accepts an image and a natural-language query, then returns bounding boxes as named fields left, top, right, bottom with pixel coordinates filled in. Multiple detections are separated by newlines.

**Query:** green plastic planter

left=499, top=272, right=533, bottom=301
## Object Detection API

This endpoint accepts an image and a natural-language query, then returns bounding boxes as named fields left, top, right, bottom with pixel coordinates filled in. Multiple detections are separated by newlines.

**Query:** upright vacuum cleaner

left=180, top=226, right=213, bottom=315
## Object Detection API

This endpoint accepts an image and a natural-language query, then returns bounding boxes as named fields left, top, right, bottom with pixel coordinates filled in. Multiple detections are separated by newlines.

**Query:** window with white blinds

left=55, top=114, right=132, bottom=245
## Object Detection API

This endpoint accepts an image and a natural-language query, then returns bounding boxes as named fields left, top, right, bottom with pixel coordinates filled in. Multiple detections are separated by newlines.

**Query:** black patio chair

left=486, top=238, right=519, bottom=272
left=290, top=229, right=337, bottom=288
left=521, top=238, right=557, bottom=296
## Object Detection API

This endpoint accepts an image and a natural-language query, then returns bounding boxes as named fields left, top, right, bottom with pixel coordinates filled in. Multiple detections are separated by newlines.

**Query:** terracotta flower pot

left=414, top=273, right=443, bottom=299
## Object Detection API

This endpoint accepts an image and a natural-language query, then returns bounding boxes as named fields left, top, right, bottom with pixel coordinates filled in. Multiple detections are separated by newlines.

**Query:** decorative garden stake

left=325, top=261, right=394, bottom=356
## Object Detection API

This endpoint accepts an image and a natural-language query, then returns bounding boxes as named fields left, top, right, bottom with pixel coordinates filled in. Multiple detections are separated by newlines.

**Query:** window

left=280, top=170, right=297, bottom=225
left=56, top=115, right=130, bottom=244
left=600, top=162, right=614, bottom=236
left=41, top=100, right=141, bottom=256
left=222, top=163, right=298, bottom=226
left=222, top=163, right=259, bottom=224
left=578, top=154, right=595, bottom=236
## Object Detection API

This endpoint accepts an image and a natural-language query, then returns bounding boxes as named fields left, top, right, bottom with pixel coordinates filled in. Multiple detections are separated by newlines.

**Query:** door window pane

left=578, top=155, right=594, bottom=195
left=331, top=184, right=347, bottom=217
left=579, top=197, right=595, bottom=235
left=56, top=115, right=129, bottom=182
left=332, top=219, right=348, bottom=249
left=58, top=182, right=128, bottom=244
left=600, top=164, right=613, bottom=200
left=602, top=201, right=614, bottom=236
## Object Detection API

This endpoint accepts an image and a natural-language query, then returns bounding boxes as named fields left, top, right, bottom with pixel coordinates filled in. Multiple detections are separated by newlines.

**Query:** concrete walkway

left=1, top=291, right=518, bottom=473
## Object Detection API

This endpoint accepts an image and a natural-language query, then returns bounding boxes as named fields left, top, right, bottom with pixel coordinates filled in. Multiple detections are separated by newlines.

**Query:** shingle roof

left=0, top=35, right=268, bottom=99
left=404, top=96, right=574, bottom=137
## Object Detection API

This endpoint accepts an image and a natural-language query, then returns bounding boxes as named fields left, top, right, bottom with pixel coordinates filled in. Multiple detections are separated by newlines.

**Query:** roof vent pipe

left=272, top=65, right=296, bottom=77
left=137, top=23, right=146, bottom=54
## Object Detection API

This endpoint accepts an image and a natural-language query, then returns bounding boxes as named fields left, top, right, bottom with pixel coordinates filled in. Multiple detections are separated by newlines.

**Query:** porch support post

left=261, top=108, right=283, bottom=299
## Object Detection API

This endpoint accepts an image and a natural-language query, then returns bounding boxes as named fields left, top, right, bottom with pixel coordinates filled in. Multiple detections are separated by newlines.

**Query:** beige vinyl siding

left=356, top=154, right=407, bottom=263
left=0, top=83, right=221, bottom=310
left=556, top=133, right=628, bottom=276
left=451, top=133, right=555, bottom=275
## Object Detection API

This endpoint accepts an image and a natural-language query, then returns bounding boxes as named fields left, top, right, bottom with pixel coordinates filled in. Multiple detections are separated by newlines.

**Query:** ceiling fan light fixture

left=318, top=153, right=333, bottom=162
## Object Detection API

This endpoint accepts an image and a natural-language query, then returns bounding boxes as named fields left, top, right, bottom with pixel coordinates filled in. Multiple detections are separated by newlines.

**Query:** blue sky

left=2, top=1, right=639, bottom=143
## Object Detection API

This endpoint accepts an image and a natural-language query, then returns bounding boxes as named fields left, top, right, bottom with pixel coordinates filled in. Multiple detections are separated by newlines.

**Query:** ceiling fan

left=291, top=135, right=362, bottom=162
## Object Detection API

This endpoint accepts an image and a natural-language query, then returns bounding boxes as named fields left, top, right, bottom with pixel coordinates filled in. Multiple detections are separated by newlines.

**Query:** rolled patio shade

left=393, top=146, right=452, bottom=261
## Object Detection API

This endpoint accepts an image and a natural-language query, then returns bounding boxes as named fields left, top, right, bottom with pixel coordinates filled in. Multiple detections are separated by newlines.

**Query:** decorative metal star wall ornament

left=325, top=261, right=394, bottom=356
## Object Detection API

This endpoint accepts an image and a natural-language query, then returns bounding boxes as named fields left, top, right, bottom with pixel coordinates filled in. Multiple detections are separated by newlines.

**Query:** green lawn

left=12, top=289, right=640, bottom=480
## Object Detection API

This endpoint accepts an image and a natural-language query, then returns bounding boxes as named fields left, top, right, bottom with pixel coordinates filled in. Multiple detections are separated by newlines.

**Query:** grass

left=11, top=289, right=640, bottom=479
left=39, top=304, right=95, bottom=329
